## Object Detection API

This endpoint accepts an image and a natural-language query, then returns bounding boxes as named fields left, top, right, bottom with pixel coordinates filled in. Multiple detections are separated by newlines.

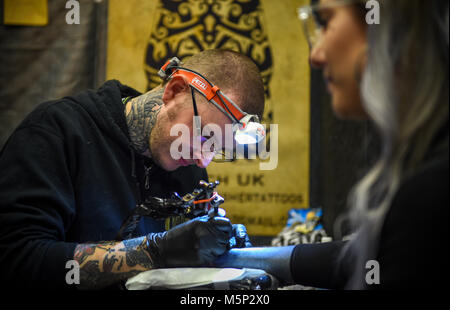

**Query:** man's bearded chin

left=148, top=124, right=177, bottom=171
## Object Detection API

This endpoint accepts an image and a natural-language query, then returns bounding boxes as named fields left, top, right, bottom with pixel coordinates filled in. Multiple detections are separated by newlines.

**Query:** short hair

left=182, top=49, right=265, bottom=121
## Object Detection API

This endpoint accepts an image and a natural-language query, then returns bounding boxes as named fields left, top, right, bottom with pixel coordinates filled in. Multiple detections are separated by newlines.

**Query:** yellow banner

left=4, top=0, right=48, bottom=26
left=107, top=0, right=310, bottom=236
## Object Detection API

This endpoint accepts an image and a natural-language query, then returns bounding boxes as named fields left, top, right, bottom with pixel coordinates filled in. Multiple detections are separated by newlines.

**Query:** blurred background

left=0, top=0, right=378, bottom=245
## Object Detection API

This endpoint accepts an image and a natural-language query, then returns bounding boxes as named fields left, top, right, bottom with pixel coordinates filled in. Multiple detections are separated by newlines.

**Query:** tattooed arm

left=74, top=236, right=153, bottom=289
left=73, top=215, right=233, bottom=290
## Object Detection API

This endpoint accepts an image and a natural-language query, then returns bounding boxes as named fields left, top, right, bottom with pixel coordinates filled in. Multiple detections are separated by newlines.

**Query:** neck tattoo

left=125, top=88, right=164, bottom=156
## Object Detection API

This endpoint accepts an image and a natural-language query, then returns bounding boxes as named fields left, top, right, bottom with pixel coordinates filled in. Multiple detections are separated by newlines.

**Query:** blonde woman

left=215, top=0, right=449, bottom=289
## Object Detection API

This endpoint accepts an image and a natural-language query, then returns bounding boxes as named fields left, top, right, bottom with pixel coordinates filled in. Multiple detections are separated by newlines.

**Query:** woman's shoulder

left=376, top=155, right=448, bottom=289
left=397, top=155, right=448, bottom=207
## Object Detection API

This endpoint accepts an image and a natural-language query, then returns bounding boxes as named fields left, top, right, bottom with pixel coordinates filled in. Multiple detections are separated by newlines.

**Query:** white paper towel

left=125, top=268, right=269, bottom=290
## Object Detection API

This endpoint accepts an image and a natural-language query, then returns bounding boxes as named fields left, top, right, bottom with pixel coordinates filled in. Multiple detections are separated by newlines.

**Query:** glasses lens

left=298, top=6, right=322, bottom=48
left=212, top=149, right=235, bottom=163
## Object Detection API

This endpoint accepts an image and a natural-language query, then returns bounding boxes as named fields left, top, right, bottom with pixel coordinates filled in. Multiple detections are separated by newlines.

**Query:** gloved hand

left=144, top=215, right=232, bottom=268
left=207, top=208, right=252, bottom=249
left=229, top=224, right=252, bottom=248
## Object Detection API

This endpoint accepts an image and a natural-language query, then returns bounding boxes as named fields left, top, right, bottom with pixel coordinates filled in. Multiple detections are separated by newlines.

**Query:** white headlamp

left=233, top=114, right=265, bottom=145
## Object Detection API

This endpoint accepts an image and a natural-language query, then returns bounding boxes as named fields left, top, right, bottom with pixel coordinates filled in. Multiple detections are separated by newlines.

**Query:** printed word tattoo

left=73, top=236, right=154, bottom=289
left=125, top=88, right=164, bottom=155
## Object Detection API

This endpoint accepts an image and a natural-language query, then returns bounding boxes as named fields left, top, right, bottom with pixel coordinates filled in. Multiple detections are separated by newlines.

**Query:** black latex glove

left=145, top=215, right=232, bottom=268
left=229, top=224, right=252, bottom=248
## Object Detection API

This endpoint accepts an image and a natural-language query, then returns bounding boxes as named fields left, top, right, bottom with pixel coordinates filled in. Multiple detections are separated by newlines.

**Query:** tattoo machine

left=116, top=180, right=225, bottom=240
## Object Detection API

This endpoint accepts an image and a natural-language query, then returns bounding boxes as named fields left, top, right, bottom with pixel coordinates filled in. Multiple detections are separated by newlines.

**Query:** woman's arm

left=214, top=246, right=296, bottom=286
left=214, top=241, right=347, bottom=289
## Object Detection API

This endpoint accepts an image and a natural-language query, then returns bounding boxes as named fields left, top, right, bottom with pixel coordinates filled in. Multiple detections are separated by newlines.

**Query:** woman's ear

left=162, top=76, right=189, bottom=105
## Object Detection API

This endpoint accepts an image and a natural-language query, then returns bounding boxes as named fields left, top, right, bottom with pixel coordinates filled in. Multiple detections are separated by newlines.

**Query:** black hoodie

left=0, top=80, right=208, bottom=288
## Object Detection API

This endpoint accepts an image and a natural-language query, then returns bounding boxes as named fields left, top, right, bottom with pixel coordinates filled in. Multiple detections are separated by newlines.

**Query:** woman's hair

left=342, top=0, right=449, bottom=289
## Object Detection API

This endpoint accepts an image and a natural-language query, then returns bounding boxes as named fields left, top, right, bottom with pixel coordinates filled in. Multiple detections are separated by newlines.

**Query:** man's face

left=149, top=90, right=234, bottom=171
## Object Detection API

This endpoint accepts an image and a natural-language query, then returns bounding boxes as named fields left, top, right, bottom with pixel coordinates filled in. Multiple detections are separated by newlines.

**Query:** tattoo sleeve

left=73, top=236, right=155, bottom=289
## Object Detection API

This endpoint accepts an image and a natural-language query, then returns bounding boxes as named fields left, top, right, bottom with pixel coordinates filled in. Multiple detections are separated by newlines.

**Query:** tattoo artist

left=0, top=50, right=264, bottom=289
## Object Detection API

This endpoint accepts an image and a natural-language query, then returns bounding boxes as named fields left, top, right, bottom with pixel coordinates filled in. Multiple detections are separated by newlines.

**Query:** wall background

left=0, top=0, right=107, bottom=147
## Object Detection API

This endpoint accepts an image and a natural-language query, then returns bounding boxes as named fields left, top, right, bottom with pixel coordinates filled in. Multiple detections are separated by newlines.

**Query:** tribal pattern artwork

left=145, top=0, right=274, bottom=122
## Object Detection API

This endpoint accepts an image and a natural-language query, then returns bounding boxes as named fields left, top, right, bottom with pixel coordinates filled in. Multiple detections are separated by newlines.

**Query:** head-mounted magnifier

left=158, top=57, right=265, bottom=145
